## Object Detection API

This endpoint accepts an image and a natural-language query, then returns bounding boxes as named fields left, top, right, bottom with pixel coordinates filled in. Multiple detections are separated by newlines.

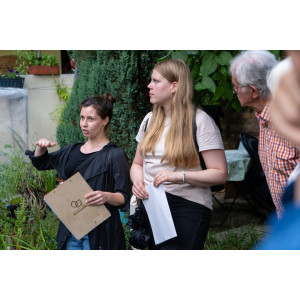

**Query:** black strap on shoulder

left=144, top=114, right=206, bottom=170
left=193, top=110, right=224, bottom=192
left=144, top=111, right=223, bottom=191
left=144, top=118, right=149, bottom=133
left=192, top=115, right=206, bottom=170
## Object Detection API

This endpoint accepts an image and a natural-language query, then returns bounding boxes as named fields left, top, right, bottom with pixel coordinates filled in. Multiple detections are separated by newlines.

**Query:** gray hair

left=267, top=57, right=293, bottom=95
left=229, top=50, right=278, bottom=99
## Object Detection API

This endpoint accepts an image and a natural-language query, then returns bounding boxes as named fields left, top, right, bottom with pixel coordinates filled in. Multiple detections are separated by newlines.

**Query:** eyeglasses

left=232, top=84, right=248, bottom=95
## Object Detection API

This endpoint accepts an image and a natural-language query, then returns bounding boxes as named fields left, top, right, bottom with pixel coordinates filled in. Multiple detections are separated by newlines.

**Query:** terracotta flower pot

left=29, top=65, right=60, bottom=75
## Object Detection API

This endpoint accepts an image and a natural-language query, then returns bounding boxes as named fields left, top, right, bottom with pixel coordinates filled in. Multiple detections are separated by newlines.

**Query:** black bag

left=126, top=202, right=152, bottom=249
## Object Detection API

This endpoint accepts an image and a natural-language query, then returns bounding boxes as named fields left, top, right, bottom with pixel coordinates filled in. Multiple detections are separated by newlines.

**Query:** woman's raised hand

left=34, top=139, right=57, bottom=156
left=34, top=139, right=57, bottom=148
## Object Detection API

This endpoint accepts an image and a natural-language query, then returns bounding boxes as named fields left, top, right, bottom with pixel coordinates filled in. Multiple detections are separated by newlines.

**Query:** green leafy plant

left=159, top=50, right=241, bottom=111
left=0, top=146, right=58, bottom=250
left=50, top=79, right=72, bottom=122
left=204, top=220, right=265, bottom=250
left=41, top=54, right=58, bottom=67
left=15, top=50, right=59, bottom=75
left=159, top=50, right=282, bottom=112
left=0, top=69, right=21, bottom=79
left=15, top=50, right=30, bottom=74
left=15, top=50, right=39, bottom=74
left=0, top=145, right=56, bottom=212
left=55, top=79, right=71, bottom=102
left=27, top=51, right=40, bottom=66
left=0, top=197, right=59, bottom=250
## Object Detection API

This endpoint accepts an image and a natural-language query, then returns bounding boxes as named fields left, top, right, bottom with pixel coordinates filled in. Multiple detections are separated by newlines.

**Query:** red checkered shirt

left=256, top=101, right=300, bottom=218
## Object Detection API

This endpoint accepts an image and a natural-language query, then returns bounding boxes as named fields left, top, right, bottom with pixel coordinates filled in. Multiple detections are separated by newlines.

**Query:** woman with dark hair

left=26, top=92, right=130, bottom=250
left=130, top=59, right=227, bottom=250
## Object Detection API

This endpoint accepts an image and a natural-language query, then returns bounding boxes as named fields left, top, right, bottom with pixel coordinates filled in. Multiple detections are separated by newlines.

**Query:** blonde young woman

left=130, top=59, right=228, bottom=250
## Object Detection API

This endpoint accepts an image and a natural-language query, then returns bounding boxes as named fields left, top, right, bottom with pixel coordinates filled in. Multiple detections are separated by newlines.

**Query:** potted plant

left=15, top=50, right=60, bottom=75
left=29, top=53, right=60, bottom=75
left=0, top=69, right=25, bottom=88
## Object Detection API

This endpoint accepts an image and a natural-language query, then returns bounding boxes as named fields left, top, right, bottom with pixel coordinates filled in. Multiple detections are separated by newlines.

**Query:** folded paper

left=143, top=183, right=177, bottom=245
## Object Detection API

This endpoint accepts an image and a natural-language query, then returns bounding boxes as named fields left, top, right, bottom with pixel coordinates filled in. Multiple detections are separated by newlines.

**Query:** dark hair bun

left=102, top=92, right=116, bottom=104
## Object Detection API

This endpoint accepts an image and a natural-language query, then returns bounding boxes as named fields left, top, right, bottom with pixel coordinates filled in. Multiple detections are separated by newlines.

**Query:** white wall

left=0, top=88, right=28, bottom=151
left=24, top=74, right=74, bottom=151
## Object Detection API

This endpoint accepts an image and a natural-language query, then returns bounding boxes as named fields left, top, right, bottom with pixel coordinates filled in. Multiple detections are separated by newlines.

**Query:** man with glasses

left=229, top=50, right=300, bottom=219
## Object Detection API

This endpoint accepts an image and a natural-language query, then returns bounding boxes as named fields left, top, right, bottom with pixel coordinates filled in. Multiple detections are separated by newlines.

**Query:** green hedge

left=56, top=50, right=167, bottom=162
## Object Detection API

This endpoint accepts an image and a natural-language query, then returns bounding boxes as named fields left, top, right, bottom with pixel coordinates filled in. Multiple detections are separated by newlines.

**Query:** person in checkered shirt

left=229, top=51, right=300, bottom=218
left=256, top=51, right=300, bottom=249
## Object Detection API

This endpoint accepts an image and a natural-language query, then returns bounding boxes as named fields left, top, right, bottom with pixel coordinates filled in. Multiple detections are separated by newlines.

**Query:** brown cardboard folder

left=44, top=172, right=111, bottom=240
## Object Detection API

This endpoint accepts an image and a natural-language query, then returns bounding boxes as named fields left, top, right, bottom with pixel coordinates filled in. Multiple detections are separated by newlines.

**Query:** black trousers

left=148, top=192, right=212, bottom=250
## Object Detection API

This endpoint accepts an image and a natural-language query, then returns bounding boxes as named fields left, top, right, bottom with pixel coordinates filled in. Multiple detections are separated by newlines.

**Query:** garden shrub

left=0, top=146, right=56, bottom=211
left=0, top=147, right=58, bottom=250
left=0, top=198, right=59, bottom=250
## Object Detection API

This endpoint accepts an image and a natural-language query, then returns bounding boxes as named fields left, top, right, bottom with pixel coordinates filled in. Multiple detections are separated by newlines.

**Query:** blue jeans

left=66, top=233, right=90, bottom=250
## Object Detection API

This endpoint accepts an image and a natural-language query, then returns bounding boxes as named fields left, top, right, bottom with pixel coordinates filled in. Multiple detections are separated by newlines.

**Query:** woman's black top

left=25, top=142, right=130, bottom=250
left=64, top=143, right=95, bottom=178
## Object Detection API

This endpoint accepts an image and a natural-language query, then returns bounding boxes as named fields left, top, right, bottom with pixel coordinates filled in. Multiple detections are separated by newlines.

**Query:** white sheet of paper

left=143, top=183, right=177, bottom=245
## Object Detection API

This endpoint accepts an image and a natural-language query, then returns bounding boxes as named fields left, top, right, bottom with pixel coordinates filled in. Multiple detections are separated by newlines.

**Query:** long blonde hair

left=140, top=59, right=200, bottom=168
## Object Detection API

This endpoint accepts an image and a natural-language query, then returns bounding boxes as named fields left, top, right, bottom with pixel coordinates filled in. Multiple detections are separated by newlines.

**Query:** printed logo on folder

left=44, top=172, right=111, bottom=240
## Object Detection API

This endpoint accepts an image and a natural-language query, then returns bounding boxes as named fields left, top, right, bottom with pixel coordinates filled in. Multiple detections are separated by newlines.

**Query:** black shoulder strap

left=144, top=118, right=149, bottom=133
left=144, top=113, right=206, bottom=169
left=193, top=111, right=224, bottom=192
left=192, top=115, right=206, bottom=170
left=103, top=148, right=114, bottom=193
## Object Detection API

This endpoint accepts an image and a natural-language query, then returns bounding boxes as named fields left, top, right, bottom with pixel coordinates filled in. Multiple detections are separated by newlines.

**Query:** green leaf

left=171, top=51, right=188, bottom=62
left=191, top=64, right=200, bottom=80
left=157, top=50, right=172, bottom=62
left=195, top=82, right=206, bottom=91
left=200, top=52, right=217, bottom=76
left=220, top=66, right=228, bottom=77
left=213, top=85, right=224, bottom=100
left=186, top=57, right=193, bottom=66
left=223, top=81, right=233, bottom=101
left=201, top=76, right=216, bottom=93
left=211, top=70, right=223, bottom=81
left=215, top=51, right=233, bottom=66
left=269, top=50, right=282, bottom=60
